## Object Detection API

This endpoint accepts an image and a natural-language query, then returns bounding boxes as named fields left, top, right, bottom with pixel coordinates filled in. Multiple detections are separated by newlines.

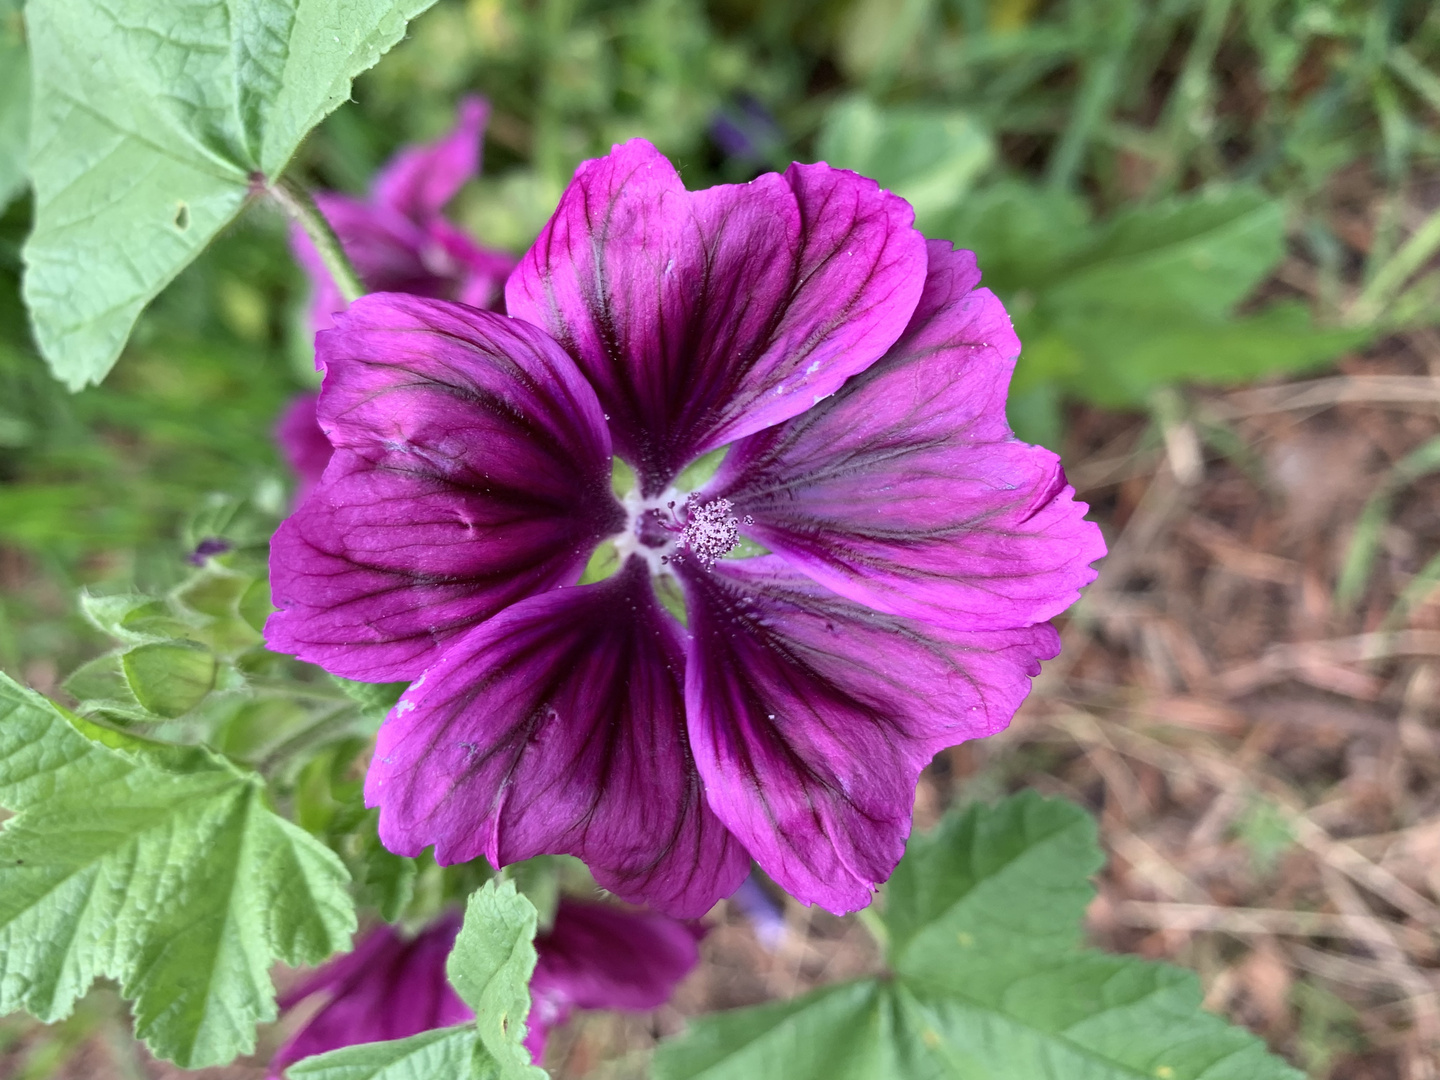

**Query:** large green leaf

left=1050, top=301, right=1371, bottom=408
left=447, top=880, right=545, bottom=1079
left=286, top=1027, right=491, bottom=1080
left=945, top=182, right=1362, bottom=409
left=938, top=180, right=1096, bottom=294
left=652, top=981, right=911, bottom=1080
left=0, top=0, right=26, bottom=211
left=902, top=956, right=1301, bottom=1080
left=1045, top=188, right=1285, bottom=320
left=654, top=794, right=1303, bottom=1080
left=22, top=0, right=437, bottom=389
left=0, top=673, right=355, bottom=1067
left=882, top=790, right=1102, bottom=976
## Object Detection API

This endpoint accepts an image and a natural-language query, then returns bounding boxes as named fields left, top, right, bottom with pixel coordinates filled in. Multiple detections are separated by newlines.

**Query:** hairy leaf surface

left=23, top=0, right=437, bottom=388
left=654, top=794, right=1303, bottom=1080
left=0, top=673, right=355, bottom=1066
left=447, top=880, right=545, bottom=1079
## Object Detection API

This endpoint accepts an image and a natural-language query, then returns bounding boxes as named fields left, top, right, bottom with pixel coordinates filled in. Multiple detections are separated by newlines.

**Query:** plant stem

left=267, top=177, right=364, bottom=304
left=856, top=903, right=890, bottom=953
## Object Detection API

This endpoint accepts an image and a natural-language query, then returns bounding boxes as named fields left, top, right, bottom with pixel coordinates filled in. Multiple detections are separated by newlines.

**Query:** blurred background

left=3, top=0, right=1440, bottom=1076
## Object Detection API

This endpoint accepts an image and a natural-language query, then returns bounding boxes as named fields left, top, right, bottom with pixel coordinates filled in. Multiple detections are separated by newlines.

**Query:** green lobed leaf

left=956, top=183, right=1361, bottom=409
left=0, top=0, right=27, bottom=211
left=902, top=955, right=1304, bottom=1080
left=1047, top=302, right=1372, bottom=409
left=22, top=0, right=439, bottom=389
left=652, top=981, right=913, bottom=1080
left=882, top=790, right=1102, bottom=977
left=286, top=1026, right=492, bottom=1080
left=937, top=180, right=1096, bottom=295
left=655, top=794, right=1303, bottom=1080
left=0, top=672, right=355, bottom=1067
left=446, top=879, right=545, bottom=1079
left=1044, top=188, right=1286, bottom=321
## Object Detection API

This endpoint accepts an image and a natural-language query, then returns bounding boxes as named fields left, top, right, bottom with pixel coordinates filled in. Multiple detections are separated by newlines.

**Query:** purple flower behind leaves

left=269, top=910, right=470, bottom=1078
left=269, top=900, right=700, bottom=1075
left=528, top=901, right=704, bottom=1059
left=291, top=96, right=517, bottom=337
left=267, top=138, right=1105, bottom=918
left=710, top=96, right=784, bottom=165
left=188, top=537, right=232, bottom=566
left=730, top=873, right=787, bottom=951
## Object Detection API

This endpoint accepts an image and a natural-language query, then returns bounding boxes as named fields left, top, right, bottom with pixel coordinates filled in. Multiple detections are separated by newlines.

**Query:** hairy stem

left=267, top=177, right=364, bottom=304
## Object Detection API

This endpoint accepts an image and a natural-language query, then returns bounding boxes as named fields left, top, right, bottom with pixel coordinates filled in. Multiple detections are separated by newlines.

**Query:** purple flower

left=275, top=392, right=333, bottom=501
left=188, top=537, right=232, bottom=566
left=269, top=900, right=700, bottom=1075
left=291, top=96, right=517, bottom=335
left=527, top=900, right=704, bottom=1060
left=267, top=139, right=1105, bottom=917
left=730, top=873, right=787, bottom=951
left=269, top=910, right=471, bottom=1077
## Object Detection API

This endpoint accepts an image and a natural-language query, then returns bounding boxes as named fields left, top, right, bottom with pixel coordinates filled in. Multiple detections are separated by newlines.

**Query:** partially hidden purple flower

left=275, top=392, right=333, bottom=501
left=291, top=96, right=517, bottom=336
left=730, top=873, right=787, bottom=951
left=269, top=900, right=701, bottom=1075
left=188, top=537, right=232, bottom=566
left=267, top=139, right=1106, bottom=918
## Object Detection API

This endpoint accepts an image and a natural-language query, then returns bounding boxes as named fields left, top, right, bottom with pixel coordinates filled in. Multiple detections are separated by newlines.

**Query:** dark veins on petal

left=267, top=295, right=623, bottom=683
left=705, top=241, right=1104, bottom=632
left=366, top=557, right=749, bottom=917
left=677, top=555, right=1059, bottom=913
left=507, top=140, right=928, bottom=495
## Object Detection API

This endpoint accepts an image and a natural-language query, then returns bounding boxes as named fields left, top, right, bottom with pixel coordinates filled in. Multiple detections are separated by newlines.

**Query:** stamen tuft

left=678, top=497, right=741, bottom=569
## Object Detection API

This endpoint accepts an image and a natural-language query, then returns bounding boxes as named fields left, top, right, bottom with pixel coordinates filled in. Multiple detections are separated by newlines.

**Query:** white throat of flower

left=611, top=485, right=683, bottom=576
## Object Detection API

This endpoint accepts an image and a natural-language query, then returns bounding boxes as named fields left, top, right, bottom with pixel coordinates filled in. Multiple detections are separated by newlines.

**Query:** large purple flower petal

left=506, top=139, right=928, bottom=493
left=373, top=96, right=488, bottom=221
left=678, top=556, right=1059, bottom=914
left=706, top=241, right=1105, bottom=631
left=270, top=911, right=470, bottom=1077
left=266, top=294, right=624, bottom=682
left=527, top=900, right=703, bottom=1060
left=365, top=557, right=750, bottom=917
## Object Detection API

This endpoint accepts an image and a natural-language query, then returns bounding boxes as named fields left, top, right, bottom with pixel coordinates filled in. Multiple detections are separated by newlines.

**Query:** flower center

left=583, top=454, right=760, bottom=590
left=606, top=489, right=750, bottom=577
